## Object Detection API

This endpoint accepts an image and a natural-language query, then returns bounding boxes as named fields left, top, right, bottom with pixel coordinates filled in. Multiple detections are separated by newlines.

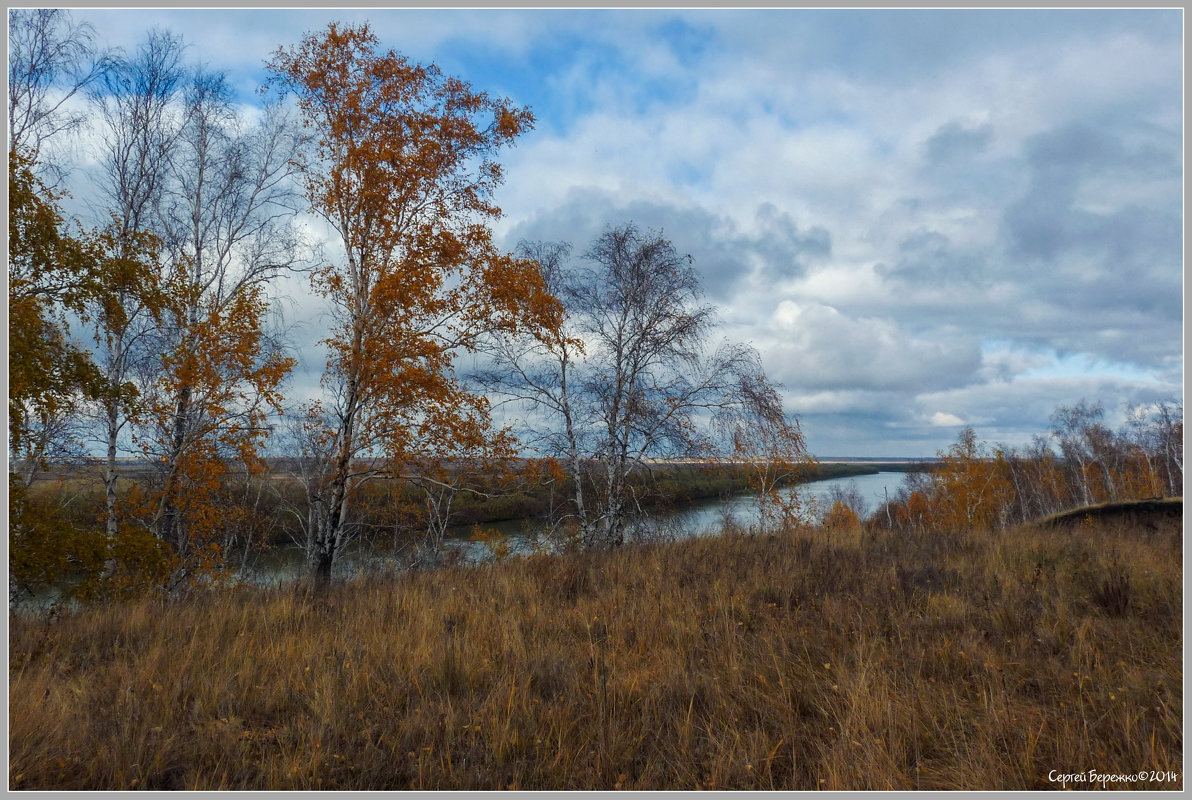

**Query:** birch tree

left=133, top=65, right=304, bottom=585
left=479, top=224, right=786, bottom=548
left=713, top=369, right=812, bottom=532
left=267, top=22, right=552, bottom=586
left=85, top=29, right=184, bottom=540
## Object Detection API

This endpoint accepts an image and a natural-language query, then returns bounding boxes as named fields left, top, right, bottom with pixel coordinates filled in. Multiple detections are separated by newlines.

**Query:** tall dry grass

left=9, top=516, right=1182, bottom=790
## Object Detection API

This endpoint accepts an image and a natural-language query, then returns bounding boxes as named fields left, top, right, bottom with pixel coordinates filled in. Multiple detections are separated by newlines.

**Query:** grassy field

left=9, top=514, right=1181, bottom=790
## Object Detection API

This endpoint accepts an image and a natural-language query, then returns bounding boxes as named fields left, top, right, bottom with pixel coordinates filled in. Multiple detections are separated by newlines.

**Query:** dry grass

left=9, top=517, right=1182, bottom=790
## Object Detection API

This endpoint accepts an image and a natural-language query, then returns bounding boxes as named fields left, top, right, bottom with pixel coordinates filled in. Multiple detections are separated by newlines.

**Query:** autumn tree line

left=858, top=400, right=1182, bottom=535
left=9, top=14, right=806, bottom=601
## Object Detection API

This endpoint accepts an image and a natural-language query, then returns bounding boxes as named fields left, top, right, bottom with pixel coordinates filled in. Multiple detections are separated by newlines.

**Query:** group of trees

left=9, top=14, right=804, bottom=598
left=874, top=400, right=1182, bottom=534
left=10, top=10, right=307, bottom=596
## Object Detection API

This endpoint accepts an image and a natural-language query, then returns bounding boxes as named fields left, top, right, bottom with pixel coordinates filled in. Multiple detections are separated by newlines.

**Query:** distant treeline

left=863, top=400, right=1182, bottom=533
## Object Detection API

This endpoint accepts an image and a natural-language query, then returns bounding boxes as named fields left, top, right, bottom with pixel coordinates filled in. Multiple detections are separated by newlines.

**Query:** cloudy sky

left=67, top=8, right=1183, bottom=457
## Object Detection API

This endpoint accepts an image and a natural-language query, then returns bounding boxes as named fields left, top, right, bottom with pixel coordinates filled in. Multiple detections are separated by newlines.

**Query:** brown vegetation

left=10, top=514, right=1181, bottom=790
left=874, top=409, right=1182, bottom=536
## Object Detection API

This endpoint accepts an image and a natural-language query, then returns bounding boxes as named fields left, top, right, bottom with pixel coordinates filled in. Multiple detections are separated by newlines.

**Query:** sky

left=61, top=8, right=1183, bottom=457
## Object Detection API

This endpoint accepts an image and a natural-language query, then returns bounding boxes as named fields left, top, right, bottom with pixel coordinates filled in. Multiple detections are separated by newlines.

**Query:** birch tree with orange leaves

left=267, top=23, right=554, bottom=585
left=928, top=426, right=1014, bottom=532
left=129, top=67, right=304, bottom=589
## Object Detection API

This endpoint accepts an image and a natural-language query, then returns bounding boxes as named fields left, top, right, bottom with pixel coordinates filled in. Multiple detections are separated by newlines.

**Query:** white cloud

left=52, top=9, right=1185, bottom=456
left=757, top=301, right=982, bottom=394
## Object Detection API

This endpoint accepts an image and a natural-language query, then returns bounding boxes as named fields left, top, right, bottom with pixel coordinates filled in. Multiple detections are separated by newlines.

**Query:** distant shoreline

left=26, top=456, right=939, bottom=481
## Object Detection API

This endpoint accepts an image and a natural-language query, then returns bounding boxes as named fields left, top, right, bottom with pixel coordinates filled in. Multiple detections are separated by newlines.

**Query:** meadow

left=9, top=513, right=1181, bottom=790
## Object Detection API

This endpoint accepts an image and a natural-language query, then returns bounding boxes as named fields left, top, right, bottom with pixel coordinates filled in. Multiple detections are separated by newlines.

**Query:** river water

left=244, top=471, right=911, bottom=585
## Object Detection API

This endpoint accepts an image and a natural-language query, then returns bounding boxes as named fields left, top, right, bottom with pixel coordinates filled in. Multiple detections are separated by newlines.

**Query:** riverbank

left=235, top=468, right=916, bottom=585
left=23, top=459, right=926, bottom=548
left=13, top=460, right=930, bottom=605
left=10, top=514, right=1180, bottom=790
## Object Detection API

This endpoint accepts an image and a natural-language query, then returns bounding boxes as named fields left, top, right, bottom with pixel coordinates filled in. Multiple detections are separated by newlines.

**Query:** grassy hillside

left=9, top=515, right=1181, bottom=790
left=1041, top=497, right=1183, bottom=528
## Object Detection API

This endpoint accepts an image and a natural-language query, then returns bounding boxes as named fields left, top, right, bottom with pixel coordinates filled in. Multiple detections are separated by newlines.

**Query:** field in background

left=9, top=513, right=1181, bottom=790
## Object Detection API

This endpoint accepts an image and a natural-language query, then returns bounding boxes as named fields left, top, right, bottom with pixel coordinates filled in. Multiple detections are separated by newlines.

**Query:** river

left=244, top=470, right=911, bottom=585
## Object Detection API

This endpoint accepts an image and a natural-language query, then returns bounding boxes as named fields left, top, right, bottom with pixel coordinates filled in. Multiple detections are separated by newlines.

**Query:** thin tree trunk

left=310, top=348, right=362, bottom=587
left=312, top=536, right=335, bottom=590
left=103, top=398, right=120, bottom=538
left=156, top=381, right=192, bottom=556
left=561, top=404, right=588, bottom=540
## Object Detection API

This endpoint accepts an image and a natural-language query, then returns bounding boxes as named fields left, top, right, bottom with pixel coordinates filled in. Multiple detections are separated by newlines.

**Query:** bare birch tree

left=8, top=9, right=111, bottom=179
left=478, top=224, right=790, bottom=548
left=712, top=369, right=811, bottom=532
left=136, top=65, right=305, bottom=580
left=85, top=29, right=185, bottom=539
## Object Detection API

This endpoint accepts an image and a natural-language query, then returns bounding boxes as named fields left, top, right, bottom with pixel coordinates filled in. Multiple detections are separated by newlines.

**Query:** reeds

left=9, top=517, right=1182, bottom=790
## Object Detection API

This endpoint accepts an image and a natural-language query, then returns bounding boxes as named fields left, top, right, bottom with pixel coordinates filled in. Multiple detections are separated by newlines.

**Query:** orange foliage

left=876, top=406, right=1181, bottom=536
left=924, top=428, right=1010, bottom=531
left=134, top=263, right=294, bottom=587
left=1115, top=448, right=1165, bottom=499
left=823, top=501, right=860, bottom=531
left=267, top=23, right=555, bottom=582
left=904, top=490, right=931, bottom=531
left=8, top=149, right=105, bottom=460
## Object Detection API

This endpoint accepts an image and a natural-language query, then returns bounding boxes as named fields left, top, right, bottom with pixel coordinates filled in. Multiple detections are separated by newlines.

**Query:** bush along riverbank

left=9, top=513, right=1181, bottom=790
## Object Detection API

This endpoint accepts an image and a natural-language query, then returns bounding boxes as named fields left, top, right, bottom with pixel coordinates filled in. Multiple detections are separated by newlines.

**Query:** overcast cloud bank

left=67, top=9, right=1183, bottom=456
